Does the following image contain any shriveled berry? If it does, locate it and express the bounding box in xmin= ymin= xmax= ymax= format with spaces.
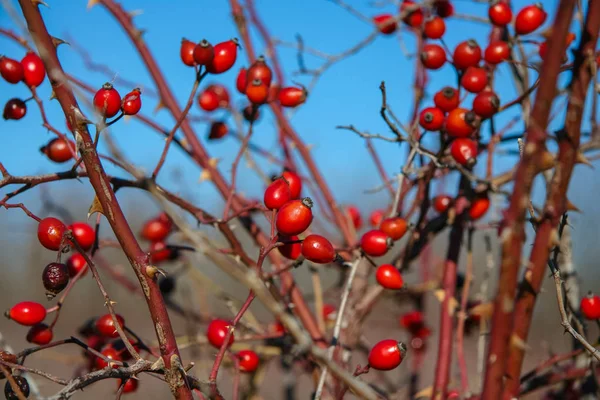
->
xmin=6 ymin=301 xmax=46 ymax=326
xmin=159 ymin=276 xmax=176 ymax=295
xmin=276 ymin=198 xmax=313 ymax=236
xmin=360 ymin=230 xmax=392 ymax=257
xmin=3 ymin=98 xmax=27 ymax=120
xmin=95 ymin=314 xmax=125 ymax=338
xmin=242 ymin=105 xmax=260 ymax=122
xmin=434 ymin=0 xmax=454 ymax=18
xmin=42 ymin=262 xmax=69 ymax=298
xmin=4 ymin=376 xmax=30 ymax=400
xmin=26 ymin=323 xmax=53 ymax=345
xmin=40 ymin=138 xmax=76 ymax=163
xmin=0 ymin=56 xmax=24 ymax=84
xmin=301 ymin=234 xmax=336 ymax=264
xmin=264 ymin=178 xmax=292 ymax=210
xmin=376 ymin=264 xmax=404 ymax=289
xmin=237 ymin=349 xmax=260 ymax=372
xmin=380 ymin=217 xmax=408 ymax=240
xmin=368 ymin=340 xmax=407 ymax=370
xmin=207 ymin=319 xmax=234 ymax=348
xmin=37 ymin=217 xmax=66 ymax=251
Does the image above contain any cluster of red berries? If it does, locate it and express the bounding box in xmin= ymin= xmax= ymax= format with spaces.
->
xmin=140 ymin=212 xmax=177 ymax=264
xmin=372 ymin=0 xmax=454 ymax=36
xmin=205 ymin=319 xmax=260 ymax=372
xmin=401 ymin=310 xmax=432 ymax=352
xmin=433 ymin=192 xmax=491 ymax=220
xmin=1 ymin=52 xmax=46 ymax=121
xmin=93 ymin=83 xmax=142 ymax=118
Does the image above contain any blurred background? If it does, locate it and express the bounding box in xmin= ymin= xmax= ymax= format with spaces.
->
xmin=1 ymin=0 xmax=600 ymax=398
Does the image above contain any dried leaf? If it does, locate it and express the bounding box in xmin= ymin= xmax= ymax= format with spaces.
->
xmin=88 ymin=196 xmax=105 ymax=219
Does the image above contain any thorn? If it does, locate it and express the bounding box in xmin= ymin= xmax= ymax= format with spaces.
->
xmin=575 ymin=151 xmax=594 ymax=168
xmin=538 ymin=150 xmax=556 ymax=171
xmin=208 ymin=157 xmax=220 ymax=168
xmin=87 ymin=0 xmax=100 ymax=9
xmin=565 ymin=199 xmax=581 ymax=213
xmin=104 ymin=300 xmax=117 ymax=307
xmin=133 ymin=29 xmax=146 ymax=40
xmin=51 ymin=36 xmax=69 ymax=48
xmin=32 ymin=0 xmax=49 ymax=7
xmin=199 ymin=169 xmax=211 ymax=182
xmin=153 ymin=100 xmax=165 ymax=114
xmin=49 ymin=90 xmax=56 ymax=100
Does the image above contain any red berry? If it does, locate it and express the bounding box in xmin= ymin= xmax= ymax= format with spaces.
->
xmin=21 ymin=52 xmax=45 ymax=88
xmin=281 ymin=171 xmax=302 ymax=198
xmin=246 ymin=79 xmax=269 ymax=105
xmin=207 ymin=319 xmax=234 ymax=348
xmin=141 ymin=218 xmax=171 ymax=242
xmin=434 ymin=0 xmax=454 ymax=18
xmin=207 ymin=84 xmax=230 ymax=107
xmin=276 ymin=198 xmax=313 ymax=236
xmin=95 ymin=346 xmax=121 ymax=369
xmin=434 ymin=87 xmax=460 ymax=112
xmin=237 ymin=349 xmax=260 ymax=372
xmin=67 ymin=253 xmax=88 ymax=278
xmin=264 ymin=178 xmax=292 ymax=210
xmin=453 ymin=40 xmax=482 ymax=70
xmin=180 ymin=38 xmax=196 ymax=67
xmin=380 ymin=217 xmax=408 ymax=241
xmin=206 ymin=39 xmax=238 ymax=74
xmin=400 ymin=310 xmax=426 ymax=334
xmin=581 ymin=292 xmax=600 ymax=320
xmin=461 ymin=67 xmax=488 ymax=94
xmin=278 ymin=236 xmax=302 ymax=260
xmin=236 ymin=68 xmax=248 ymax=94
xmin=368 ymin=339 xmax=406 ymax=370
xmin=95 ymin=314 xmax=125 ymax=338
xmin=193 ymin=39 xmax=215 ymax=65
xmin=121 ymin=88 xmax=142 ymax=115
xmin=376 ymin=264 xmax=404 ymax=289
xmin=423 ymin=16 xmax=446 ymax=39
xmin=433 ymin=195 xmax=452 ymax=213
xmin=373 ymin=14 xmax=397 ymax=35
xmin=450 ymin=138 xmax=478 ymax=166
xmin=514 ymin=4 xmax=547 ymax=35
xmin=3 ymin=98 xmax=27 ymax=120
xmin=268 ymin=84 xmax=281 ymax=103
xmin=7 ymin=301 xmax=46 ymax=326
xmin=247 ymin=56 xmax=273 ymax=87
xmin=472 ymin=91 xmax=499 ymax=119
xmin=447 ymin=390 xmax=460 ymax=400
xmin=370 ymin=209 xmax=385 ymax=227
xmin=400 ymin=0 xmax=424 ymax=27
xmin=360 ymin=230 xmax=392 ymax=257
xmin=301 ymin=234 xmax=336 ymax=264
xmin=445 ymin=108 xmax=476 ymax=138
xmin=278 ymin=87 xmax=307 ymax=108
xmin=198 ymin=89 xmax=220 ymax=112
xmin=421 ymin=44 xmax=446 ymax=70
xmin=37 ymin=217 xmax=66 ymax=251
xmin=345 ymin=205 xmax=362 ymax=230
xmin=69 ymin=222 xmax=95 ymax=251
xmin=323 ymin=303 xmax=337 ymax=320
xmin=419 ymin=107 xmax=445 ymax=131
xmin=208 ymin=121 xmax=229 ymax=140
xmin=0 ymin=56 xmax=24 ymax=84
xmin=469 ymin=195 xmax=490 ymax=219
xmin=120 ymin=378 xmax=139 ymax=393
xmin=26 ymin=323 xmax=53 ymax=345
xmin=488 ymin=1 xmax=512 ymax=26
xmin=40 ymin=138 xmax=76 ymax=163
xmin=93 ymin=83 xmax=121 ymax=118
xmin=484 ymin=41 xmax=510 ymax=65
xmin=149 ymin=241 xmax=174 ymax=264
xmin=42 ymin=262 xmax=69 ymax=297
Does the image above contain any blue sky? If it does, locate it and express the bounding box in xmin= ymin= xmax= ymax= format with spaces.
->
xmin=1 ymin=0 xmax=597 ymax=233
